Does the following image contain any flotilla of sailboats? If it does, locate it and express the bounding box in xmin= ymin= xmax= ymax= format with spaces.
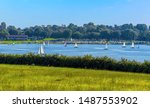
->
xmin=36 ymin=40 xmax=140 ymax=55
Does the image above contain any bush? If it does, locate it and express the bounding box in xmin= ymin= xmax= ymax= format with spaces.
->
xmin=0 ymin=54 xmax=149 ymax=74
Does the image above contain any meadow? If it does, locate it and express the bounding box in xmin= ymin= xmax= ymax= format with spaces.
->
xmin=0 ymin=64 xmax=150 ymax=91
xmin=0 ymin=38 xmax=54 ymax=44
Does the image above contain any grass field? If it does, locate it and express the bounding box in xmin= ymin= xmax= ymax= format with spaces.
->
xmin=0 ymin=38 xmax=54 ymax=44
xmin=0 ymin=64 xmax=150 ymax=91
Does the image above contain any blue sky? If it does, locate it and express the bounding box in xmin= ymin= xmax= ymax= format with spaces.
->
xmin=0 ymin=0 xmax=150 ymax=28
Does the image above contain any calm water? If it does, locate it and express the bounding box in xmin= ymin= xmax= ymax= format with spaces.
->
xmin=0 ymin=44 xmax=150 ymax=62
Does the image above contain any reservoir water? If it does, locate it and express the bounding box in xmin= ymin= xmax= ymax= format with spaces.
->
xmin=0 ymin=44 xmax=150 ymax=62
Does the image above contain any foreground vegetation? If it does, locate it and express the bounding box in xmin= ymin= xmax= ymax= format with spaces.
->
xmin=0 ymin=54 xmax=150 ymax=74
xmin=0 ymin=64 xmax=150 ymax=91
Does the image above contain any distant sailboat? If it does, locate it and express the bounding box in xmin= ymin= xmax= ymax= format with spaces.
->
xmin=104 ymin=43 xmax=108 ymax=50
xmin=131 ymin=42 xmax=135 ymax=48
xmin=64 ymin=42 xmax=67 ymax=47
xmin=74 ymin=43 xmax=78 ymax=48
xmin=38 ymin=45 xmax=45 ymax=55
xmin=43 ymin=42 xmax=46 ymax=46
xmin=122 ymin=42 xmax=126 ymax=48
xmin=71 ymin=38 xmax=73 ymax=42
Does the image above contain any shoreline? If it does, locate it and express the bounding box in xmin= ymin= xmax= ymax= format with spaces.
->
xmin=0 ymin=40 xmax=150 ymax=45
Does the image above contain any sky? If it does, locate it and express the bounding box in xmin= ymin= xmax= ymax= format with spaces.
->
xmin=0 ymin=0 xmax=150 ymax=28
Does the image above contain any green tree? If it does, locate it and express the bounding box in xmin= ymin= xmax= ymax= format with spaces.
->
xmin=63 ymin=29 xmax=72 ymax=39
xmin=121 ymin=29 xmax=138 ymax=40
xmin=111 ymin=30 xmax=121 ymax=41
xmin=136 ymin=24 xmax=148 ymax=31
xmin=100 ymin=29 xmax=111 ymax=40
xmin=0 ymin=29 xmax=9 ymax=39
xmin=7 ymin=26 xmax=19 ymax=35
xmin=72 ymin=31 xmax=83 ymax=39
xmin=1 ymin=22 xmax=6 ymax=30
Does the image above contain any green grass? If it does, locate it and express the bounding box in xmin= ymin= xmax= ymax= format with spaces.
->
xmin=0 ymin=40 xmax=32 ymax=44
xmin=0 ymin=64 xmax=150 ymax=91
xmin=0 ymin=38 xmax=55 ymax=44
xmin=43 ymin=38 xmax=55 ymax=41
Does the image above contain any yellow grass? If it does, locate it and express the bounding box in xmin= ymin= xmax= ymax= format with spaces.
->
xmin=0 ymin=64 xmax=150 ymax=91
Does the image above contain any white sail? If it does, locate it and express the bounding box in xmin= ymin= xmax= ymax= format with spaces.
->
xmin=64 ymin=42 xmax=67 ymax=47
xmin=38 ymin=45 xmax=45 ymax=55
xmin=74 ymin=43 xmax=78 ymax=48
xmin=131 ymin=42 xmax=135 ymax=48
xmin=122 ymin=42 xmax=126 ymax=48
xmin=41 ymin=45 xmax=45 ymax=54
xmin=104 ymin=43 xmax=108 ymax=50
xmin=43 ymin=42 xmax=46 ymax=46
xmin=38 ymin=47 xmax=41 ymax=55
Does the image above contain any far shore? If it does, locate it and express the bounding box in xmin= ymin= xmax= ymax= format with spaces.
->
xmin=0 ymin=40 xmax=150 ymax=45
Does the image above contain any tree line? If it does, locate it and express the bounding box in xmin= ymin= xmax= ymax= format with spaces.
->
xmin=0 ymin=22 xmax=150 ymax=41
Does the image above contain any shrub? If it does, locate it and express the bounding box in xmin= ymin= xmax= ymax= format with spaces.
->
xmin=0 ymin=54 xmax=149 ymax=74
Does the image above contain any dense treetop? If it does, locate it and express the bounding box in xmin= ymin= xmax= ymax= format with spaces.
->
xmin=0 ymin=22 xmax=150 ymax=41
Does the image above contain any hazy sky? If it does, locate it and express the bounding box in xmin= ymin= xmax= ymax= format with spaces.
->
xmin=0 ymin=0 xmax=150 ymax=28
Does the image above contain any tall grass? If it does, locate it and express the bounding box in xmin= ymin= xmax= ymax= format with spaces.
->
xmin=0 ymin=64 xmax=150 ymax=91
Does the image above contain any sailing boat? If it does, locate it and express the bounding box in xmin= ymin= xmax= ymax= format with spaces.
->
xmin=38 ymin=45 xmax=45 ymax=55
xmin=43 ymin=41 xmax=46 ymax=46
xmin=122 ymin=42 xmax=126 ymax=48
xmin=74 ymin=43 xmax=78 ymax=48
xmin=104 ymin=43 xmax=108 ymax=50
xmin=64 ymin=41 xmax=67 ymax=47
xmin=131 ymin=41 xmax=135 ymax=48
